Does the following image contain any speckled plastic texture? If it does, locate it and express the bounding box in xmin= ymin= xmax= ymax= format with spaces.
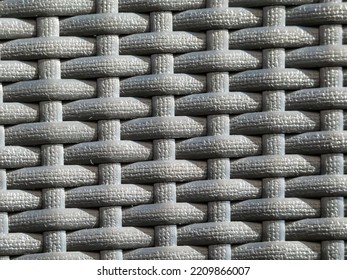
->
xmin=0 ymin=0 xmax=346 ymax=260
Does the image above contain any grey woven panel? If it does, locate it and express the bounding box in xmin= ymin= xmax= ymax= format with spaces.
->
xmin=0 ymin=0 xmax=346 ymax=260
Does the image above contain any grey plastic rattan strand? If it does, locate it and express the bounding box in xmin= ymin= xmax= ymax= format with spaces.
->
xmin=0 ymin=0 xmax=346 ymax=260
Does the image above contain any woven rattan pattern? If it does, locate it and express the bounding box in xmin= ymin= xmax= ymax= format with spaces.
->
xmin=0 ymin=0 xmax=347 ymax=260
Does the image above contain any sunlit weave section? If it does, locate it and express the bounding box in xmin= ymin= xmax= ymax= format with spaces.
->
xmin=0 ymin=0 xmax=346 ymax=260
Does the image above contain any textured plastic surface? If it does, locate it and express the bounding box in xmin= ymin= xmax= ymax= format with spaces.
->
xmin=0 ymin=0 xmax=346 ymax=260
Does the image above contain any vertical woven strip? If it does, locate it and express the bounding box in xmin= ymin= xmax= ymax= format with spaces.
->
xmin=0 ymin=0 xmax=347 ymax=260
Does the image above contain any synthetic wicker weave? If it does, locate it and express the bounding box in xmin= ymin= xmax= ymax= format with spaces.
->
xmin=0 ymin=0 xmax=346 ymax=260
